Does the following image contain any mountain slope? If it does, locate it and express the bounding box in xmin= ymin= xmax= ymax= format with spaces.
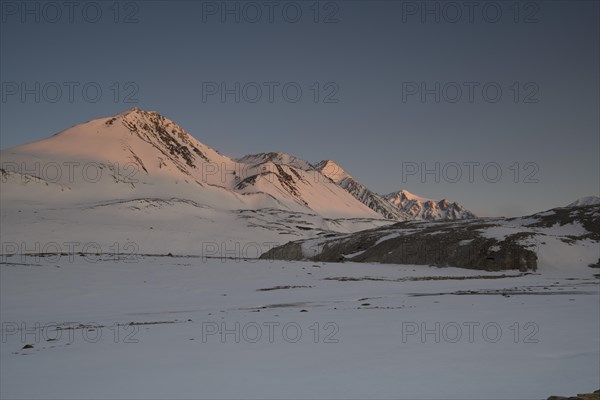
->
xmin=233 ymin=153 xmax=378 ymax=217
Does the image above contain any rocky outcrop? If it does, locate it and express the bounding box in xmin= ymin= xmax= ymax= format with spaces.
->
xmin=261 ymin=220 xmax=538 ymax=271
xmin=260 ymin=203 xmax=600 ymax=271
xmin=547 ymin=389 xmax=600 ymax=400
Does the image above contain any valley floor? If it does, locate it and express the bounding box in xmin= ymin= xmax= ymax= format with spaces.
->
xmin=1 ymin=256 xmax=598 ymax=399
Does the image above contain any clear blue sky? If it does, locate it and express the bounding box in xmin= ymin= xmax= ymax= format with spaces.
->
xmin=1 ymin=0 xmax=598 ymax=217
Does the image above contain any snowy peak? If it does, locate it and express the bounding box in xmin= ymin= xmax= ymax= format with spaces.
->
xmin=385 ymin=189 xmax=432 ymax=204
xmin=383 ymin=190 xmax=475 ymax=221
xmin=115 ymin=108 xmax=220 ymax=172
xmin=315 ymin=160 xmax=408 ymax=221
xmin=5 ymin=107 xmax=229 ymax=173
xmin=567 ymin=196 xmax=600 ymax=207
xmin=1 ymin=108 xmax=246 ymax=209
xmin=0 ymin=109 xmax=380 ymax=218
xmin=231 ymin=154 xmax=379 ymax=218
xmin=316 ymin=161 xmax=476 ymax=221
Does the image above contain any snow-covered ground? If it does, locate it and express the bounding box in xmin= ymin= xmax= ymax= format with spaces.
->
xmin=1 ymin=256 xmax=598 ymax=399
xmin=0 ymin=199 xmax=391 ymax=257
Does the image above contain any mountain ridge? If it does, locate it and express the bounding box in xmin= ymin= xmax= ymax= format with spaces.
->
xmin=0 ymin=109 xmax=377 ymax=218
xmin=316 ymin=159 xmax=476 ymax=221
xmin=2 ymin=108 xmax=475 ymax=221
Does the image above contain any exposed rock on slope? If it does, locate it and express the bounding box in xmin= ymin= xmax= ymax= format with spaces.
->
xmin=261 ymin=203 xmax=600 ymax=272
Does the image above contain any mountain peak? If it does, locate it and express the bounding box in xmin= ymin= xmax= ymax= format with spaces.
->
xmin=383 ymin=190 xmax=475 ymax=220
xmin=118 ymin=107 xmax=167 ymax=123
xmin=314 ymin=162 xmax=476 ymax=221
xmin=117 ymin=107 xmax=159 ymax=119
xmin=567 ymin=196 xmax=600 ymax=207
xmin=387 ymin=189 xmax=432 ymax=203
xmin=111 ymin=108 xmax=202 ymax=149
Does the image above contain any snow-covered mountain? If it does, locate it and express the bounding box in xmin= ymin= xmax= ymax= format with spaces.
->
xmin=316 ymin=159 xmax=476 ymax=221
xmin=315 ymin=160 xmax=410 ymax=221
xmin=1 ymin=109 xmax=396 ymax=255
xmin=2 ymin=108 xmax=475 ymax=223
xmin=568 ymin=196 xmax=600 ymax=207
xmin=0 ymin=108 xmax=378 ymax=219
xmin=0 ymin=108 xmax=482 ymax=255
xmin=383 ymin=189 xmax=476 ymax=220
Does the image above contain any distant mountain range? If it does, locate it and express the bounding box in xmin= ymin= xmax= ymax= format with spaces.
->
xmin=2 ymin=108 xmax=597 ymax=269
xmin=0 ymin=108 xmax=474 ymax=221
xmin=315 ymin=159 xmax=476 ymax=221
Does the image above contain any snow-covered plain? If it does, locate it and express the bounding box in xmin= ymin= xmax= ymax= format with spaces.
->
xmin=1 ymin=256 xmax=598 ymax=399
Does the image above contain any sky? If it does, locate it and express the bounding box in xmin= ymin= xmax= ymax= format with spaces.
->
xmin=1 ymin=0 xmax=598 ymax=217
